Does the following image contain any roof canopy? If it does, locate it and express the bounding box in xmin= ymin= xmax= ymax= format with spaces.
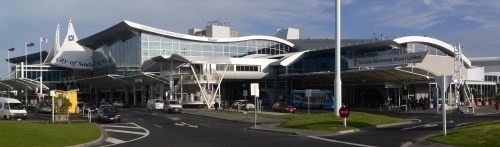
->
xmin=142 ymin=54 xmax=231 ymax=72
xmin=0 ymin=78 xmax=49 ymax=91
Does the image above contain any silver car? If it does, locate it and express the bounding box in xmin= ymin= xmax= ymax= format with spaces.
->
xmin=163 ymin=100 xmax=183 ymax=113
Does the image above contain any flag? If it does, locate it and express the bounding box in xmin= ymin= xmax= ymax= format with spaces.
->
xmin=26 ymin=42 xmax=34 ymax=47
xmin=8 ymin=48 xmax=14 ymax=51
xmin=40 ymin=37 xmax=48 ymax=43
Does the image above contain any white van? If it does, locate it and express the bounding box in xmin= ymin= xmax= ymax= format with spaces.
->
xmin=0 ymin=97 xmax=27 ymax=120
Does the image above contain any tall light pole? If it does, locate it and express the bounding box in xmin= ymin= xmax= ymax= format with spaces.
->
xmin=334 ymin=0 xmax=342 ymax=116
xmin=39 ymin=36 xmax=47 ymax=97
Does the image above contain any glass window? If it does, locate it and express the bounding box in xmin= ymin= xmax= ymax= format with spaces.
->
xmin=213 ymin=45 xmax=223 ymax=53
xmin=191 ymin=43 xmax=202 ymax=51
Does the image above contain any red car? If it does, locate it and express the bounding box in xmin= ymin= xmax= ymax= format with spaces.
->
xmin=272 ymin=102 xmax=296 ymax=113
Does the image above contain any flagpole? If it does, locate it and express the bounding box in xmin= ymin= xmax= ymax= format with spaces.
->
xmin=7 ymin=48 xmax=10 ymax=73
xmin=39 ymin=36 xmax=43 ymax=96
xmin=25 ymin=41 xmax=27 ymax=78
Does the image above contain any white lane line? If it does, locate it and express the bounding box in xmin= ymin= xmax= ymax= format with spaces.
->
xmin=199 ymin=123 xmax=209 ymax=127
xmin=138 ymin=118 xmax=143 ymax=121
xmin=154 ymin=124 xmax=162 ymax=128
xmin=308 ymin=136 xmax=377 ymax=147
xmin=105 ymin=129 xmax=148 ymax=135
xmin=174 ymin=122 xmax=198 ymax=128
xmin=401 ymin=123 xmax=438 ymax=131
xmin=106 ymin=137 xmax=125 ymax=144
xmin=100 ymin=125 xmax=141 ymax=129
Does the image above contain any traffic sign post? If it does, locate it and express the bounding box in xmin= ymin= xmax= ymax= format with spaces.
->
xmin=306 ymin=89 xmax=312 ymax=115
xmin=339 ymin=105 xmax=350 ymax=128
xmin=50 ymin=90 xmax=55 ymax=123
xmin=250 ymin=83 xmax=259 ymax=128
xmin=435 ymin=75 xmax=453 ymax=136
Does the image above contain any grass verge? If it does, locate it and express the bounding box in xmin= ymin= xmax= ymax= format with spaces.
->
xmin=210 ymin=110 xmax=406 ymax=132
xmin=427 ymin=120 xmax=500 ymax=146
xmin=0 ymin=121 xmax=100 ymax=147
xmin=261 ymin=111 xmax=406 ymax=131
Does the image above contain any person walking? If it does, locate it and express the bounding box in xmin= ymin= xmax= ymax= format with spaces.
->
xmin=214 ymin=101 xmax=219 ymax=110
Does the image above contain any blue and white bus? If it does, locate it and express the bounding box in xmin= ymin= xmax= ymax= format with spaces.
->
xmin=291 ymin=89 xmax=335 ymax=110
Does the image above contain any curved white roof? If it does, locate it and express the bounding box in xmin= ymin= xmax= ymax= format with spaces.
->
xmin=393 ymin=36 xmax=471 ymax=67
xmin=124 ymin=20 xmax=295 ymax=47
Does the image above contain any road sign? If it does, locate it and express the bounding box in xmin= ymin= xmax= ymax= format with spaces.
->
xmin=339 ymin=106 xmax=350 ymax=118
xmin=250 ymin=83 xmax=259 ymax=97
xmin=306 ymin=89 xmax=312 ymax=97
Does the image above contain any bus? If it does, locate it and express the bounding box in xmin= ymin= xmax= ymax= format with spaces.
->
xmin=291 ymin=89 xmax=335 ymax=110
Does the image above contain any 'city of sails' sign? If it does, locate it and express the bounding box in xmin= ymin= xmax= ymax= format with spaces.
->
xmin=348 ymin=52 xmax=428 ymax=68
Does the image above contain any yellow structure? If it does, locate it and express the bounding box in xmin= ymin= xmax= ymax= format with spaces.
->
xmin=55 ymin=90 xmax=78 ymax=114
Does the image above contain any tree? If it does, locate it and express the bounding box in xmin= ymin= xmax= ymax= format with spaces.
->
xmin=54 ymin=95 xmax=72 ymax=115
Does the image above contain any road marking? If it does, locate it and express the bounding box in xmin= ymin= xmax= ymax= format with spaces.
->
xmin=199 ymin=123 xmax=209 ymax=127
xmin=401 ymin=123 xmax=437 ymax=131
xmin=169 ymin=117 xmax=181 ymax=121
xmin=101 ymin=122 xmax=150 ymax=147
xmin=105 ymin=129 xmax=148 ymax=135
xmin=154 ymin=124 xmax=162 ymax=128
xmin=174 ymin=122 xmax=198 ymax=128
xmin=308 ymin=136 xmax=376 ymax=147
xmin=409 ymin=119 xmax=421 ymax=123
xmin=138 ymin=118 xmax=143 ymax=121
xmin=100 ymin=125 xmax=142 ymax=129
xmin=106 ymin=137 xmax=125 ymax=144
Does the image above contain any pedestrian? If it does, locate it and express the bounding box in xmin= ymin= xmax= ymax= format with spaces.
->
xmin=214 ymin=101 xmax=219 ymax=110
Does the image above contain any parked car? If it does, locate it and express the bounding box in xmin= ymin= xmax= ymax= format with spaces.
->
xmin=97 ymin=105 xmax=121 ymax=123
xmin=154 ymin=99 xmax=164 ymax=110
xmin=163 ymin=100 xmax=183 ymax=113
xmin=146 ymin=99 xmax=164 ymax=110
xmin=232 ymin=99 xmax=255 ymax=110
xmin=272 ymin=102 xmax=296 ymax=113
xmin=0 ymin=97 xmax=27 ymax=120
xmin=83 ymin=103 xmax=97 ymax=113
xmin=113 ymin=100 xmax=124 ymax=108
xmin=35 ymin=102 xmax=52 ymax=113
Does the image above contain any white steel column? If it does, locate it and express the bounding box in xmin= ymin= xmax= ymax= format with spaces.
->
xmin=209 ymin=64 xmax=228 ymax=105
xmin=334 ymin=0 xmax=342 ymax=116
xmin=190 ymin=64 xmax=210 ymax=108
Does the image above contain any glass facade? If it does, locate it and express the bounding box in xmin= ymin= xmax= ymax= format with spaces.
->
xmin=93 ymin=36 xmax=142 ymax=76
xmin=91 ymin=32 xmax=296 ymax=77
xmin=140 ymin=33 xmax=297 ymax=63
xmin=288 ymin=53 xmax=348 ymax=74
xmin=15 ymin=65 xmax=72 ymax=82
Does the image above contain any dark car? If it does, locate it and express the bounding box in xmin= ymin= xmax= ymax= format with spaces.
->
xmin=272 ymin=102 xmax=296 ymax=113
xmin=97 ymin=105 xmax=121 ymax=123
xmin=83 ymin=103 xmax=97 ymax=113
xmin=35 ymin=102 xmax=52 ymax=113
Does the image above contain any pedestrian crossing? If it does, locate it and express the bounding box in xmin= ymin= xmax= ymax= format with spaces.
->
xmin=100 ymin=122 xmax=149 ymax=147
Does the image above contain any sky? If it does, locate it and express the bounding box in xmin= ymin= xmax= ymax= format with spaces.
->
xmin=1 ymin=0 xmax=499 ymax=76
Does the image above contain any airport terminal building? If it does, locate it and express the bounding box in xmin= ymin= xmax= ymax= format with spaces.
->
xmin=4 ymin=19 xmax=498 ymax=110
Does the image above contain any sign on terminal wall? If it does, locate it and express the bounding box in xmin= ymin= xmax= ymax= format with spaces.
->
xmin=348 ymin=52 xmax=428 ymax=68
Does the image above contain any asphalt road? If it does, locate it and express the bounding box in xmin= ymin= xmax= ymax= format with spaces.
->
xmin=25 ymin=107 xmax=500 ymax=147
xmin=94 ymin=109 xmax=348 ymax=147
